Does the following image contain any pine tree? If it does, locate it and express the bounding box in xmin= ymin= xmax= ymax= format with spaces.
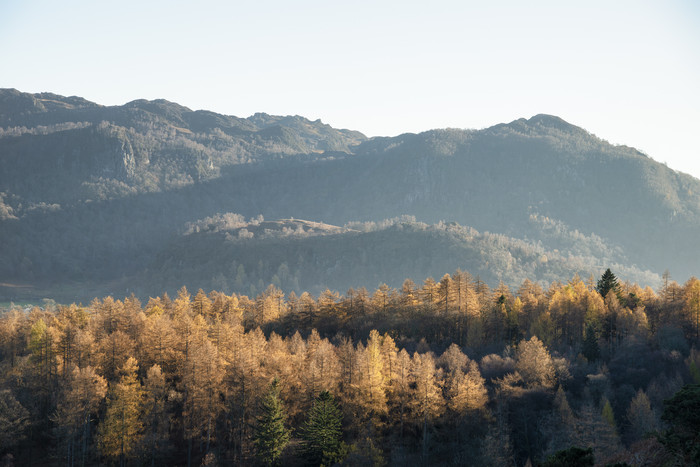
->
xmin=253 ymin=379 xmax=290 ymax=466
xmin=300 ymin=390 xmax=344 ymax=466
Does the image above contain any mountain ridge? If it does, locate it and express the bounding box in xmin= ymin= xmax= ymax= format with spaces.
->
xmin=1 ymin=89 xmax=697 ymax=301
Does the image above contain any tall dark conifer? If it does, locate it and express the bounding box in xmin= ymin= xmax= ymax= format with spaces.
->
xmin=301 ymin=390 xmax=344 ymax=466
xmin=596 ymin=268 xmax=620 ymax=299
xmin=582 ymin=323 xmax=600 ymax=362
xmin=253 ymin=379 xmax=290 ymax=466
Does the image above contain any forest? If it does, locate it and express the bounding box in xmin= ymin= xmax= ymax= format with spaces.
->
xmin=1 ymin=269 xmax=700 ymax=466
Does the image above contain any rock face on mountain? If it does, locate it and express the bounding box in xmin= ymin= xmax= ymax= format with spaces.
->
xmin=1 ymin=89 xmax=697 ymax=300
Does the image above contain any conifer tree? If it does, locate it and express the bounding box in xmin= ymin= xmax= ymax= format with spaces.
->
xmin=597 ymin=268 xmax=620 ymax=299
xmin=97 ymin=357 xmax=143 ymax=467
xmin=253 ymin=379 xmax=290 ymax=466
xmin=53 ymin=366 xmax=107 ymax=466
xmin=582 ymin=323 xmax=600 ymax=362
xmin=301 ymin=390 xmax=344 ymax=466
xmin=626 ymin=389 xmax=657 ymax=442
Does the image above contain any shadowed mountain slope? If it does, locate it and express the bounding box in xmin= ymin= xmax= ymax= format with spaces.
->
xmin=1 ymin=89 xmax=697 ymax=300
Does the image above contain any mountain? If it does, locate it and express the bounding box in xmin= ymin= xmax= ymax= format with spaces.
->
xmin=1 ymin=89 xmax=698 ymax=301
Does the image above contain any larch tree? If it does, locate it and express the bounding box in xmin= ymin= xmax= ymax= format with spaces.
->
xmin=228 ymin=327 xmax=268 ymax=461
xmin=371 ymin=284 xmax=392 ymax=315
xmin=53 ymin=365 xmax=107 ymax=467
xmin=410 ymin=351 xmax=444 ymax=461
xmin=0 ymin=308 xmax=27 ymax=368
xmin=400 ymin=278 xmax=419 ymax=310
xmin=181 ymin=335 xmax=224 ymax=463
xmin=575 ymin=400 xmax=621 ymax=462
xmin=98 ymin=357 xmax=143 ymax=467
xmin=354 ymin=330 xmax=388 ymax=419
xmin=304 ymin=332 xmax=341 ymax=403
xmin=142 ymin=364 xmax=171 ymax=467
xmin=421 ymin=277 xmax=438 ymax=312
xmin=139 ymin=312 xmax=177 ymax=376
xmin=192 ymin=289 xmax=213 ymax=319
xmin=97 ymin=329 xmax=136 ymax=382
xmin=0 ymin=389 xmax=29 ymax=458
xmin=626 ymin=389 xmax=658 ymax=442
xmin=515 ymin=336 xmax=556 ymax=388
xmin=542 ymin=386 xmax=577 ymax=458
xmin=389 ymin=348 xmax=412 ymax=438
xmin=683 ymin=277 xmax=700 ymax=342
xmin=448 ymin=360 xmax=488 ymax=415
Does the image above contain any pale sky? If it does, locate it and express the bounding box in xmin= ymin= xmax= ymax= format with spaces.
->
xmin=2 ymin=0 xmax=699 ymax=178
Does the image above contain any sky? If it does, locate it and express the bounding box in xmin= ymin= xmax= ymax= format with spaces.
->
xmin=2 ymin=0 xmax=700 ymax=178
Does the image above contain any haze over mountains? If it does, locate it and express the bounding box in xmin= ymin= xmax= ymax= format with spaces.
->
xmin=1 ymin=88 xmax=698 ymax=301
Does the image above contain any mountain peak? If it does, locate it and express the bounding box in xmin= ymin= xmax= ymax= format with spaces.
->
xmin=527 ymin=114 xmax=572 ymax=129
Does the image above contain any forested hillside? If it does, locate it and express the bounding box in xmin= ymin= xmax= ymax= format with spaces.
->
xmin=1 ymin=270 xmax=699 ymax=465
xmin=141 ymin=215 xmax=658 ymax=299
xmin=2 ymin=89 xmax=699 ymax=301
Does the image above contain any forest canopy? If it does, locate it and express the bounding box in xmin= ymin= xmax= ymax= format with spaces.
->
xmin=1 ymin=270 xmax=700 ymax=465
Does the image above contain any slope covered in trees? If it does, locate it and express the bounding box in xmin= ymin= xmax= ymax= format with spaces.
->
xmin=3 ymin=89 xmax=699 ymax=301
xmin=142 ymin=215 xmax=658 ymax=300
xmin=2 ymin=270 xmax=700 ymax=465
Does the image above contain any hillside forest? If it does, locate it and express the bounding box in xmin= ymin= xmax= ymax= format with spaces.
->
xmin=1 ymin=269 xmax=700 ymax=466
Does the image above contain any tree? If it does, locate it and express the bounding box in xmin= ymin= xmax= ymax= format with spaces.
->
xmin=574 ymin=401 xmax=621 ymax=461
xmin=441 ymin=345 xmax=487 ymax=414
xmin=52 ymin=366 xmax=107 ymax=467
xmin=253 ymin=379 xmax=290 ymax=466
xmin=300 ymin=390 xmax=344 ymax=466
xmin=97 ymin=357 xmax=143 ymax=467
xmin=626 ymin=389 xmax=657 ymax=442
xmin=192 ymin=288 xmax=212 ymax=319
xmin=683 ymin=277 xmax=700 ymax=342
xmin=410 ymin=352 xmax=444 ymax=461
xmin=515 ymin=336 xmax=555 ymax=388
xmin=142 ymin=364 xmax=171 ymax=466
xmin=581 ymin=323 xmax=600 ymax=363
xmin=352 ymin=330 xmax=388 ymax=419
xmin=601 ymin=397 xmax=617 ymax=431
xmin=541 ymin=446 xmax=594 ymax=467
xmin=660 ymin=384 xmax=700 ymax=465
xmin=543 ymin=387 xmax=577 ymax=457
xmin=597 ymin=268 xmax=620 ymax=300
xmin=0 ymin=390 xmax=29 ymax=456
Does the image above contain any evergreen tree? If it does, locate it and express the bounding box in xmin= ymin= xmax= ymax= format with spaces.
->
xmin=253 ymin=379 xmax=290 ymax=466
xmin=660 ymin=384 xmax=700 ymax=465
xmin=581 ymin=323 xmax=600 ymax=362
xmin=597 ymin=268 xmax=620 ymax=299
xmin=541 ymin=446 xmax=594 ymax=467
xmin=300 ymin=390 xmax=344 ymax=466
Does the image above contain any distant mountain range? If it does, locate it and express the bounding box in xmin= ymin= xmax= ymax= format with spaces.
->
xmin=1 ymin=89 xmax=697 ymax=301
